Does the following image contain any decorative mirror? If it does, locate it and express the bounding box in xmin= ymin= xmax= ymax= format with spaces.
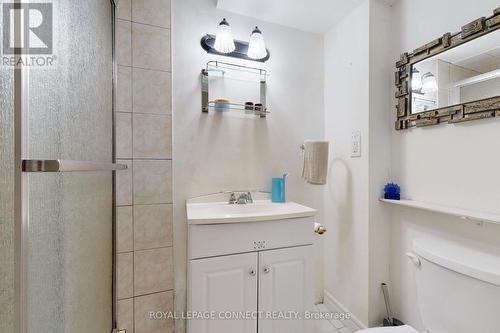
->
xmin=394 ymin=8 xmax=500 ymax=130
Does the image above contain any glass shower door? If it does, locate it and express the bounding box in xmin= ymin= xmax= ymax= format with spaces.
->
xmin=19 ymin=1 xmax=120 ymax=332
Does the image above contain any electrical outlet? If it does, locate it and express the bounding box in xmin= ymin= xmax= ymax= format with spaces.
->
xmin=351 ymin=131 xmax=361 ymax=157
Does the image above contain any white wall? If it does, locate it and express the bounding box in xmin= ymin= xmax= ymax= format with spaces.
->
xmin=173 ymin=1 xmax=500 ymax=331
xmin=390 ymin=0 xmax=500 ymax=330
xmin=324 ymin=0 xmax=395 ymax=327
xmin=172 ymin=1 xmax=325 ymax=332
xmin=323 ymin=0 xmax=370 ymax=325
xmin=367 ymin=0 xmax=393 ymax=326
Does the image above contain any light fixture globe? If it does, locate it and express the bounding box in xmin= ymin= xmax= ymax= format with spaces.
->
xmin=412 ymin=68 xmax=423 ymax=91
xmin=247 ymin=26 xmax=267 ymax=60
xmin=421 ymin=72 xmax=438 ymax=93
xmin=214 ymin=18 xmax=236 ymax=54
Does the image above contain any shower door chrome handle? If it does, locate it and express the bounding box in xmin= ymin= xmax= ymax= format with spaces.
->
xmin=22 ymin=159 xmax=128 ymax=172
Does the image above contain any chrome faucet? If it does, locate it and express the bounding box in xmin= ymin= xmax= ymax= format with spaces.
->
xmin=228 ymin=191 xmax=253 ymax=204
xmin=237 ymin=192 xmax=253 ymax=204
xmin=228 ymin=192 xmax=237 ymax=204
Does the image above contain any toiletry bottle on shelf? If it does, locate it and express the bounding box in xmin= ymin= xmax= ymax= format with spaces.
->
xmin=272 ymin=173 xmax=288 ymax=203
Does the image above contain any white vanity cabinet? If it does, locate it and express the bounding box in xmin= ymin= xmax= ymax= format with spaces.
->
xmin=189 ymin=253 xmax=258 ymax=333
xmin=187 ymin=216 xmax=315 ymax=333
xmin=258 ymin=246 xmax=313 ymax=333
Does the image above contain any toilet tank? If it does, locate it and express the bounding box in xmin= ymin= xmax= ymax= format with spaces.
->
xmin=410 ymin=238 xmax=500 ymax=333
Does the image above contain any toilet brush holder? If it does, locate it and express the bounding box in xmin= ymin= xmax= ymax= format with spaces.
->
xmin=381 ymin=283 xmax=404 ymax=327
xmin=383 ymin=318 xmax=405 ymax=327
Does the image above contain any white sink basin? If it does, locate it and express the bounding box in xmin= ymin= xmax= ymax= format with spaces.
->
xmin=186 ymin=193 xmax=317 ymax=225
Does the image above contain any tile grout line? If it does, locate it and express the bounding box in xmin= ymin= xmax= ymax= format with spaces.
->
xmin=128 ymin=112 xmax=173 ymax=117
xmin=131 ymin=20 xmax=171 ymax=30
xmin=134 ymin=245 xmax=174 ymax=253
xmin=134 ymin=289 xmax=174 ymax=299
xmin=116 ymin=16 xmax=172 ymax=31
xmin=130 ymin=202 xmax=173 ymax=207
xmin=119 ymin=64 xmax=172 ymax=73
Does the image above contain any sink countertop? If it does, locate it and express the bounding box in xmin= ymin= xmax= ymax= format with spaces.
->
xmin=186 ymin=193 xmax=317 ymax=225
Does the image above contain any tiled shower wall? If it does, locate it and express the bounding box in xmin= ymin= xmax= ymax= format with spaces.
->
xmin=115 ymin=0 xmax=173 ymax=332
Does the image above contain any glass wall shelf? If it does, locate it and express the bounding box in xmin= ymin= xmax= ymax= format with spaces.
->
xmin=204 ymin=61 xmax=268 ymax=81
xmin=201 ymin=61 xmax=268 ymax=117
xmin=206 ymin=101 xmax=270 ymax=117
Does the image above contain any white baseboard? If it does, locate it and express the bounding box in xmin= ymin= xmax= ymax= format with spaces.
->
xmin=323 ymin=290 xmax=367 ymax=331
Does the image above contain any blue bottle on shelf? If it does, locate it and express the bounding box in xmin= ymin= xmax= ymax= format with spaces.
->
xmin=384 ymin=182 xmax=401 ymax=200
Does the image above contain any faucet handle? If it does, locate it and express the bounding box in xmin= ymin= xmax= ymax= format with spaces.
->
xmin=236 ymin=192 xmax=248 ymax=204
xmin=228 ymin=192 xmax=237 ymax=204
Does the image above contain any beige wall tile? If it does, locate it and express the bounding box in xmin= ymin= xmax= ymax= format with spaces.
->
xmin=134 ymin=291 xmax=174 ymax=333
xmin=116 ymin=160 xmax=133 ymax=206
xmin=117 ymin=298 xmax=134 ymax=333
xmin=133 ymin=68 xmax=171 ymax=115
xmin=116 ymin=112 xmax=132 ymax=159
xmin=134 ymin=204 xmax=173 ymax=250
xmin=117 ymin=206 xmax=133 ymax=253
xmin=132 ymin=23 xmax=171 ymax=71
xmin=117 ymin=66 xmax=132 ymax=112
xmin=117 ymin=19 xmax=132 ymax=66
xmin=134 ymin=247 xmax=173 ymax=296
xmin=115 ymin=1 xmax=173 ymax=330
xmin=132 ymin=0 xmax=171 ymax=28
xmin=133 ymin=114 xmax=172 ymax=159
xmin=133 ymin=160 xmax=172 ymax=204
xmin=117 ymin=252 xmax=134 ymax=300
xmin=116 ymin=0 xmax=131 ymax=21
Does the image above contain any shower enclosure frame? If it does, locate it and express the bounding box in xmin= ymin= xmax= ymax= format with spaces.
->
xmin=12 ymin=1 xmax=120 ymax=332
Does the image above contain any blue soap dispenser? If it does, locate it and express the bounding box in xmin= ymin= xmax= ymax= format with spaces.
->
xmin=272 ymin=173 xmax=288 ymax=203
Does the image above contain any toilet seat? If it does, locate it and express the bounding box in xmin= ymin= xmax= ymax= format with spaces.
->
xmin=356 ymin=325 xmax=419 ymax=333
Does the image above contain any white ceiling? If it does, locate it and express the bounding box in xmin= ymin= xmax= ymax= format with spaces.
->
xmin=216 ymin=0 xmax=367 ymax=34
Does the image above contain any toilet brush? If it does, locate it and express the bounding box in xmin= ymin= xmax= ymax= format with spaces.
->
xmin=381 ymin=283 xmax=404 ymax=326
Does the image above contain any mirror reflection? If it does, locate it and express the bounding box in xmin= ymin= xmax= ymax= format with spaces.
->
xmin=411 ymin=29 xmax=500 ymax=113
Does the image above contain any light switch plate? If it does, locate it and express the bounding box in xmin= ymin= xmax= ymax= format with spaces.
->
xmin=351 ymin=131 xmax=361 ymax=157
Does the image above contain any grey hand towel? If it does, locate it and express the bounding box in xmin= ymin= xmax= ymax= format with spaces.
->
xmin=302 ymin=141 xmax=329 ymax=185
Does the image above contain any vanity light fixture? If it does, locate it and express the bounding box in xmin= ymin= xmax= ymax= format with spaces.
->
xmin=200 ymin=19 xmax=270 ymax=62
xmin=421 ymin=72 xmax=438 ymax=93
xmin=411 ymin=68 xmax=423 ymax=91
xmin=247 ymin=26 xmax=267 ymax=60
xmin=214 ymin=18 xmax=236 ymax=54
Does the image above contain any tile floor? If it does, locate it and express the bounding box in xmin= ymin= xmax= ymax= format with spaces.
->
xmin=313 ymin=303 xmax=356 ymax=333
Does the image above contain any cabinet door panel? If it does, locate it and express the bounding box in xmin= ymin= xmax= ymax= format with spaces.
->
xmin=188 ymin=253 xmax=258 ymax=333
xmin=259 ymin=246 xmax=314 ymax=333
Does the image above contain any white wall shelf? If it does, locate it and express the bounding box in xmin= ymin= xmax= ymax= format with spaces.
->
xmin=453 ymin=68 xmax=500 ymax=88
xmin=380 ymin=198 xmax=500 ymax=225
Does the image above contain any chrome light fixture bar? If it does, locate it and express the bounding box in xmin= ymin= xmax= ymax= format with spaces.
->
xmin=201 ymin=20 xmax=270 ymax=63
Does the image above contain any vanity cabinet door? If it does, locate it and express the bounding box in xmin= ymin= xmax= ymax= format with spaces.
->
xmin=188 ymin=253 xmax=258 ymax=333
xmin=258 ymin=246 xmax=314 ymax=333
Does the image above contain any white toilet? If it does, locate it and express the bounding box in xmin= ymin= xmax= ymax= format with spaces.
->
xmin=358 ymin=238 xmax=500 ymax=333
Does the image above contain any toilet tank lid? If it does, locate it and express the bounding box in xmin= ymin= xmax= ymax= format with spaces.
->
xmin=413 ymin=238 xmax=500 ymax=287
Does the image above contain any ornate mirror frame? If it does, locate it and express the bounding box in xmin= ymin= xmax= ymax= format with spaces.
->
xmin=394 ymin=8 xmax=500 ymax=130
